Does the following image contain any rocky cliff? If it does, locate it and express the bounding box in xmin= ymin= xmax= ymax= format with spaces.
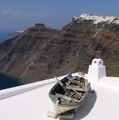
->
xmin=0 ymin=14 xmax=119 ymax=83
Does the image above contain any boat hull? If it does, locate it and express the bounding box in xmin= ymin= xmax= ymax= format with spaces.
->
xmin=49 ymin=74 xmax=91 ymax=116
xmin=52 ymin=101 xmax=81 ymax=115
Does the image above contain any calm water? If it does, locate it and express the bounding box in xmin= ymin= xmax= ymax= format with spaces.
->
xmin=0 ymin=73 xmax=23 ymax=90
xmin=0 ymin=32 xmax=16 ymax=43
xmin=0 ymin=32 xmax=23 ymax=90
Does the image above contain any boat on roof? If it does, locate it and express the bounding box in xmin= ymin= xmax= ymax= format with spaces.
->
xmin=48 ymin=74 xmax=91 ymax=118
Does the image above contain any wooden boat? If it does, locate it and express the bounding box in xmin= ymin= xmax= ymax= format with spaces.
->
xmin=48 ymin=74 xmax=91 ymax=118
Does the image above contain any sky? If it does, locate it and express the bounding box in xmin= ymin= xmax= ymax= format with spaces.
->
xmin=0 ymin=0 xmax=119 ymax=32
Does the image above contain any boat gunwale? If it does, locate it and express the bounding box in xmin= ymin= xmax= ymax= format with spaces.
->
xmin=49 ymin=75 xmax=90 ymax=107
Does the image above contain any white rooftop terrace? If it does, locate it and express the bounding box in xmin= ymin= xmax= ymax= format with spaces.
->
xmin=0 ymin=58 xmax=119 ymax=120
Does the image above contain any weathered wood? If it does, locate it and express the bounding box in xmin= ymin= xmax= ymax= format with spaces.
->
xmin=48 ymin=74 xmax=91 ymax=117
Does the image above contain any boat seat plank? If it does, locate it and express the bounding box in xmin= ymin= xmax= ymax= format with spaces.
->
xmin=55 ymin=93 xmax=79 ymax=103
xmin=55 ymin=93 xmax=73 ymax=101
xmin=66 ymin=86 xmax=86 ymax=92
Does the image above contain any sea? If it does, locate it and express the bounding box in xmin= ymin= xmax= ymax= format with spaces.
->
xmin=0 ymin=73 xmax=23 ymax=90
xmin=0 ymin=32 xmax=18 ymax=43
xmin=0 ymin=32 xmax=22 ymax=90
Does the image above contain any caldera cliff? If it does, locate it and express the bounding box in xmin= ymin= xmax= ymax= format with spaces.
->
xmin=0 ymin=14 xmax=119 ymax=83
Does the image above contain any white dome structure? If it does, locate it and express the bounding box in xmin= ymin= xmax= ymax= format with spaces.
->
xmin=92 ymin=58 xmax=104 ymax=66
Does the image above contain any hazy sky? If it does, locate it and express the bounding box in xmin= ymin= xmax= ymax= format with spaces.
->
xmin=0 ymin=0 xmax=119 ymax=31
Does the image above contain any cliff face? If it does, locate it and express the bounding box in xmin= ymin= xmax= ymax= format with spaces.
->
xmin=0 ymin=14 xmax=119 ymax=83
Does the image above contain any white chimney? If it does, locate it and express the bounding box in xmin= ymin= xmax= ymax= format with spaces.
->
xmin=87 ymin=58 xmax=106 ymax=83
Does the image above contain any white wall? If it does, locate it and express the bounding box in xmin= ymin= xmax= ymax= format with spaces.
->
xmin=0 ymin=78 xmax=56 ymax=100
